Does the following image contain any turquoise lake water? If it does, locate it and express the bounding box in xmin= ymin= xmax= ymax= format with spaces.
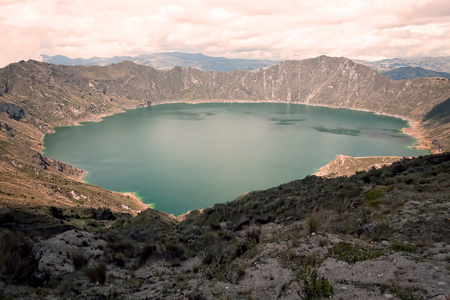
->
xmin=43 ymin=102 xmax=429 ymax=215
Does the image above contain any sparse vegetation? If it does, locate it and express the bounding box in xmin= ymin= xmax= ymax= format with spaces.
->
xmin=49 ymin=206 xmax=65 ymax=219
xmin=69 ymin=251 xmax=90 ymax=270
xmin=92 ymin=207 xmax=116 ymax=220
xmin=84 ymin=262 xmax=107 ymax=284
xmin=307 ymin=213 xmax=321 ymax=234
xmin=330 ymin=242 xmax=385 ymax=263
xmin=0 ymin=153 xmax=447 ymax=298
xmin=0 ymin=231 xmax=38 ymax=284
xmin=388 ymin=280 xmax=428 ymax=300
xmin=364 ymin=188 xmax=384 ymax=207
xmin=300 ymin=267 xmax=334 ymax=300
xmin=391 ymin=241 xmax=417 ymax=253
xmin=370 ymin=221 xmax=394 ymax=242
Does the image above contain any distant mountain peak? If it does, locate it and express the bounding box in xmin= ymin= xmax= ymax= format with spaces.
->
xmin=40 ymin=52 xmax=279 ymax=72
xmin=380 ymin=66 xmax=450 ymax=80
xmin=356 ymin=56 xmax=450 ymax=74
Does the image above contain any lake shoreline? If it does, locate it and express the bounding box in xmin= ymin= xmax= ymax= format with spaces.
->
xmin=149 ymin=99 xmax=435 ymax=154
xmin=41 ymin=99 xmax=432 ymax=216
xmin=56 ymin=98 xmax=434 ymax=155
xmin=42 ymin=98 xmax=433 ymax=183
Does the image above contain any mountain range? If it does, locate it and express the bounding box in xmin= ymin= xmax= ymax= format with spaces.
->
xmin=5 ymin=56 xmax=450 ymax=150
xmin=356 ymin=56 xmax=450 ymax=73
xmin=41 ymin=52 xmax=278 ymax=72
xmin=0 ymin=55 xmax=449 ymax=299
xmin=42 ymin=52 xmax=450 ymax=80
xmin=380 ymin=66 xmax=450 ymax=80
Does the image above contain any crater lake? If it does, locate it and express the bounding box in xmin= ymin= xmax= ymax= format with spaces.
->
xmin=43 ymin=102 xmax=429 ymax=215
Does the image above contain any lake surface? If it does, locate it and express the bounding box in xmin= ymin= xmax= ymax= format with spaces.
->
xmin=43 ymin=102 xmax=428 ymax=215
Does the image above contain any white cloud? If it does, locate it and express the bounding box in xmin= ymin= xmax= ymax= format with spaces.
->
xmin=0 ymin=0 xmax=449 ymax=67
xmin=210 ymin=7 xmax=235 ymax=20
xmin=72 ymin=16 xmax=94 ymax=27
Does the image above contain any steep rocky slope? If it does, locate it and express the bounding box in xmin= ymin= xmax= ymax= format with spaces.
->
xmin=0 ymin=153 xmax=449 ymax=299
xmin=2 ymin=56 xmax=450 ymax=149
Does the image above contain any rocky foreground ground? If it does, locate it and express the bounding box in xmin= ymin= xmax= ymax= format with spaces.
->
xmin=0 ymin=153 xmax=449 ymax=299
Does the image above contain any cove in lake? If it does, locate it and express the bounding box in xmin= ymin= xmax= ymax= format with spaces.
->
xmin=43 ymin=103 xmax=428 ymax=216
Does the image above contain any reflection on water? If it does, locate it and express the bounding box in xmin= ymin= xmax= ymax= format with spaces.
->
xmin=270 ymin=117 xmax=306 ymax=125
xmin=313 ymin=127 xmax=361 ymax=136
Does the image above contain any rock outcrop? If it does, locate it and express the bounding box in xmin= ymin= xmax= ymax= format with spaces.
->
xmin=0 ymin=102 xmax=25 ymax=121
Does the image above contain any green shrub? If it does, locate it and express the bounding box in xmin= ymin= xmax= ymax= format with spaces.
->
xmin=202 ymin=253 xmax=214 ymax=265
xmin=300 ymin=267 xmax=334 ymax=300
xmin=187 ymin=289 xmax=207 ymax=300
xmin=245 ymin=227 xmax=261 ymax=244
xmin=228 ymin=262 xmax=247 ymax=284
xmin=84 ymin=262 xmax=107 ymax=284
xmin=335 ymin=216 xmax=359 ymax=235
xmin=390 ymin=241 xmax=417 ymax=253
xmin=389 ymin=280 xmax=427 ymax=300
xmin=137 ymin=243 xmax=157 ymax=266
xmin=233 ymin=241 xmax=251 ymax=259
xmin=364 ymin=188 xmax=384 ymax=207
xmin=104 ymin=238 xmax=135 ymax=267
xmin=370 ymin=222 xmax=394 ymax=241
xmin=161 ymin=242 xmax=186 ymax=261
xmin=92 ymin=207 xmax=116 ymax=220
xmin=0 ymin=231 xmax=39 ymax=284
xmin=69 ymin=251 xmax=90 ymax=270
xmin=307 ymin=213 xmax=321 ymax=234
xmin=49 ymin=206 xmax=65 ymax=219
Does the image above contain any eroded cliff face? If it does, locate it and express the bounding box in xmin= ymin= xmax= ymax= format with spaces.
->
xmin=1 ymin=56 xmax=449 ymax=148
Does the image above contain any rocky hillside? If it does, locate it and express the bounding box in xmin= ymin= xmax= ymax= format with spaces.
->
xmin=0 ymin=153 xmax=449 ymax=299
xmin=0 ymin=55 xmax=449 ymax=298
xmin=41 ymin=52 xmax=278 ymax=72
xmin=2 ymin=56 xmax=450 ymax=149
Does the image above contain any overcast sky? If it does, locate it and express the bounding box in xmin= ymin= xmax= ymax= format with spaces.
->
xmin=1 ymin=0 xmax=449 ymax=67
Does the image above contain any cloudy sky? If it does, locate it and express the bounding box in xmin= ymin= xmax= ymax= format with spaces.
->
xmin=1 ymin=0 xmax=449 ymax=67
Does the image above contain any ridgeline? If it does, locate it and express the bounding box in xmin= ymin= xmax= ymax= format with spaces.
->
xmin=0 ymin=56 xmax=449 ymax=299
